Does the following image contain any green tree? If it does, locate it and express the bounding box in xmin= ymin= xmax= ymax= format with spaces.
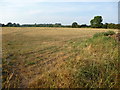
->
xmin=107 ymin=23 xmax=115 ymax=29
xmin=6 ymin=22 xmax=13 ymax=27
xmin=72 ymin=22 xmax=79 ymax=28
xmin=116 ymin=24 xmax=120 ymax=29
xmin=90 ymin=16 xmax=103 ymax=28
xmin=102 ymin=23 xmax=108 ymax=29
xmin=16 ymin=23 xmax=20 ymax=27
xmin=55 ymin=23 xmax=62 ymax=27
xmin=13 ymin=23 xmax=17 ymax=27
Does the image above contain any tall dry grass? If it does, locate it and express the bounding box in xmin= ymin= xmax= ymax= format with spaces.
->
xmin=2 ymin=27 xmax=119 ymax=88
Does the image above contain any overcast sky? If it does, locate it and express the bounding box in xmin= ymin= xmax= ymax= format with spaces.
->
xmin=0 ymin=0 xmax=119 ymax=25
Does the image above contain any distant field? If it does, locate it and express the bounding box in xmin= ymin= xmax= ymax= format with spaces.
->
xmin=2 ymin=27 xmax=119 ymax=88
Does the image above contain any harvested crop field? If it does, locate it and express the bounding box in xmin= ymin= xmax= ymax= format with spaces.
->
xmin=2 ymin=27 xmax=119 ymax=88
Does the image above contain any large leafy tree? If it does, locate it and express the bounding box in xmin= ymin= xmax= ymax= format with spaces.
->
xmin=72 ymin=22 xmax=79 ymax=28
xmin=90 ymin=16 xmax=103 ymax=28
xmin=6 ymin=22 xmax=13 ymax=27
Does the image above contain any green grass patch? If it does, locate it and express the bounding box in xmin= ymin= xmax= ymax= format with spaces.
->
xmin=67 ymin=31 xmax=119 ymax=88
xmin=93 ymin=31 xmax=115 ymax=38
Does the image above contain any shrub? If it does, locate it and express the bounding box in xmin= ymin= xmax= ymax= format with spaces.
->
xmin=104 ymin=31 xmax=115 ymax=36
xmin=93 ymin=31 xmax=115 ymax=38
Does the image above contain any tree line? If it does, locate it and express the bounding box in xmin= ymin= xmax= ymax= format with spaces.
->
xmin=1 ymin=16 xmax=120 ymax=29
xmin=72 ymin=16 xmax=120 ymax=29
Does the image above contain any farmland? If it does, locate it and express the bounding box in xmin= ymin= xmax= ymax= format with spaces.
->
xmin=2 ymin=27 xmax=119 ymax=88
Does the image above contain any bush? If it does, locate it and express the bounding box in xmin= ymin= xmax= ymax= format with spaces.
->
xmin=104 ymin=31 xmax=115 ymax=36
xmin=93 ymin=31 xmax=115 ymax=38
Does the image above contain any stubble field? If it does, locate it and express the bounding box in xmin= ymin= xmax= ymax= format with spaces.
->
xmin=2 ymin=27 xmax=119 ymax=88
